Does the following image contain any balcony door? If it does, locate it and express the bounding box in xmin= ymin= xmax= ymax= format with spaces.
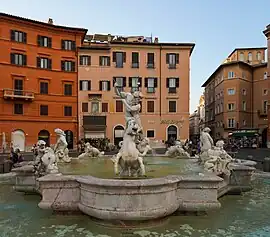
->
xmin=14 ymin=79 xmax=23 ymax=96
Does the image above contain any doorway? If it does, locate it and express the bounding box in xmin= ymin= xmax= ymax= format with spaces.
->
xmin=65 ymin=130 xmax=74 ymax=149
xmin=167 ymin=125 xmax=178 ymax=141
xmin=38 ymin=130 xmax=50 ymax=146
xmin=114 ymin=125 xmax=125 ymax=148
xmin=11 ymin=130 xmax=25 ymax=152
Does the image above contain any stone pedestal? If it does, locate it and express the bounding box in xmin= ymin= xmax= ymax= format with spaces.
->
xmin=12 ymin=165 xmax=37 ymax=193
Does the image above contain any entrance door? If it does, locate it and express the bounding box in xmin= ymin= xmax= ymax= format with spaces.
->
xmin=38 ymin=130 xmax=50 ymax=146
xmin=65 ymin=130 xmax=74 ymax=149
xmin=167 ymin=125 xmax=178 ymax=141
xmin=114 ymin=125 xmax=124 ymax=148
xmin=262 ymin=128 xmax=267 ymax=148
xmin=14 ymin=79 xmax=23 ymax=96
xmin=11 ymin=130 xmax=25 ymax=152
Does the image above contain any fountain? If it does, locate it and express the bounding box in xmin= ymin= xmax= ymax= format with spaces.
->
xmin=9 ymin=86 xmax=256 ymax=223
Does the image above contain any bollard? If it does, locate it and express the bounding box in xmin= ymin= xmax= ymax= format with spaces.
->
xmin=263 ymin=157 xmax=270 ymax=172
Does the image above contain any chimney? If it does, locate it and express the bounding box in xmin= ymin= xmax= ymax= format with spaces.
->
xmin=48 ymin=18 xmax=53 ymax=24
xmin=154 ymin=37 xmax=159 ymax=43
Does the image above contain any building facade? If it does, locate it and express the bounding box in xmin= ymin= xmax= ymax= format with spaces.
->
xmin=0 ymin=13 xmax=87 ymax=151
xmin=263 ymin=25 xmax=270 ymax=146
xmin=202 ymin=47 xmax=268 ymax=146
xmin=78 ymin=34 xmax=195 ymax=145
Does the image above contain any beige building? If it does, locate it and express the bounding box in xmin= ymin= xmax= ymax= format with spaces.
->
xmin=202 ymin=47 xmax=268 ymax=146
xmin=189 ymin=94 xmax=205 ymax=142
xmin=78 ymin=34 xmax=195 ymax=146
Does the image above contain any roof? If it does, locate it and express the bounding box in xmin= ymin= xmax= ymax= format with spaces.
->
xmin=201 ymin=61 xmax=267 ymax=87
xmin=263 ymin=25 xmax=270 ymax=36
xmin=227 ymin=47 xmax=267 ymax=58
xmin=201 ymin=61 xmax=251 ymax=87
xmin=0 ymin=12 xmax=88 ymax=34
xmin=110 ymin=41 xmax=195 ymax=55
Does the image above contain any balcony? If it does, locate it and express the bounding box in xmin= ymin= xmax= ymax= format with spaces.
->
xmin=168 ymin=87 xmax=177 ymax=94
xmin=3 ymin=89 xmax=34 ymax=101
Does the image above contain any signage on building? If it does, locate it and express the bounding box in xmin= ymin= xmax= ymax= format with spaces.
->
xmin=160 ymin=118 xmax=185 ymax=125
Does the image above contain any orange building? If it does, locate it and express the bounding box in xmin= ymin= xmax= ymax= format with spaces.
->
xmin=202 ymin=47 xmax=268 ymax=146
xmin=0 ymin=13 xmax=87 ymax=151
xmin=78 ymin=34 xmax=195 ymax=145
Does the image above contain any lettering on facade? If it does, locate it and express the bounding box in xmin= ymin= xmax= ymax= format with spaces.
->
xmin=160 ymin=118 xmax=185 ymax=125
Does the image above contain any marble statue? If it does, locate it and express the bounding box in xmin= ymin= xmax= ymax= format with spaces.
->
xmin=137 ymin=137 xmax=152 ymax=157
xmin=54 ymin=128 xmax=71 ymax=163
xmin=114 ymin=81 xmax=143 ymax=133
xmin=34 ymin=140 xmax=60 ymax=177
xmin=199 ymin=127 xmax=214 ymax=163
xmin=165 ymin=141 xmax=190 ymax=158
xmin=78 ymin=142 xmax=105 ymax=158
xmin=111 ymin=118 xmax=146 ymax=177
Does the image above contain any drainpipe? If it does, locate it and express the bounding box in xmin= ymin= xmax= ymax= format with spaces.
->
xmin=159 ymin=46 xmax=162 ymax=117
xmin=76 ymin=33 xmax=79 ymax=146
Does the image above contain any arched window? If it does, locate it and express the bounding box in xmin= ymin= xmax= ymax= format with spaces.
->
xmin=239 ymin=52 xmax=244 ymax=61
xmin=256 ymin=52 xmax=261 ymax=61
xmin=248 ymin=52 xmax=252 ymax=62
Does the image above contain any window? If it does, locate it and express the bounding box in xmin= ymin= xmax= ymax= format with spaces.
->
xmin=166 ymin=53 xmax=179 ymax=68
xmin=147 ymin=53 xmax=155 ymax=68
xmin=82 ymin=103 xmax=88 ymax=112
xmin=227 ymin=89 xmax=235 ymax=95
xmin=102 ymin=103 xmax=108 ymax=113
xmin=169 ymin=101 xmax=176 ymax=113
xmin=64 ymin=106 xmax=72 ymax=116
xmin=40 ymin=105 xmax=48 ymax=116
xmin=242 ymin=101 xmax=246 ymax=111
xmin=37 ymin=35 xmax=52 ymax=47
xmin=61 ymin=61 xmax=75 ymax=72
xmin=228 ymin=71 xmax=234 ymax=78
xmin=99 ymin=56 xmax=110 ymax=66
xmin=243 ymin=120 xmax=246 ymax=126
xmin=116 ymin=100 xmax=123 ymax=112
xmin=147 ymin=101 xmax=154 ymax=113
xmin=131 ymin=52 xmax=139 ymax=68
xmin=242 ymin=89 xmax=246 ymax=95
xmin=220 ymin=103 xmax=223 ymax=112
xmin=228 ymin=103 xmax=235 ymax=111
xmin=79 ymin=80 xmax=91 ymax=91
xmin=113 ymin=52 xmax=126 ymax=68
xmin=263 ymin=101 xmax=268 ymax=114
xmin=242 ymin=72 xmax=245 ymax=78
xmin=37 ymin=57 xmax=52 ymax=69
xmin=147 ymin=130 xmax=155 ymax=138
xmin=91 ymin=102 xmax=99 ymax=113
xmin=10 ymin=53 xmax=27 ymax=66
xmin=256 ymin=52 xmax=261 ymax=61
xmin=10 ymin=30 xmax=27 ymax=43
xmin=64 ymin=84 xmax=72 ymax=96
xmin=79 ymin=55 xmax=91 ymax=66
xmin=239 ymin=52 xmax=244 ymax=61
xmin=145 ymin=77 xmax=157 ymax=93
xmin=263 ymin=89 xmax=268 ymax=96
xmin=167 ymin=78 xmax=179 ymax=93
xmin=248 ymin=52 xmax=252 ymax=61
xmin=40 ymin=82 xmax=48 ymax=94
xmin=99 ymin=81 xmax=110 ymax=91
xmin=228 ymin=118 xmax=235 ymax=128
xmin=264 ymin=72 xmax=267 ymax=79
xmin=61 ymin=40 xmax=76 ymax=50
xmin=14 ymin=104 xmax=23 ymax=115
xmin=129 ymin=77 xmax=141 ymax=92
xmin=14 ymin=79 xmax=23 ymax=95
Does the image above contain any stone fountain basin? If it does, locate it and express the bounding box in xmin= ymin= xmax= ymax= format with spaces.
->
xmin=12 ymin=164 xmax=255 ymax=221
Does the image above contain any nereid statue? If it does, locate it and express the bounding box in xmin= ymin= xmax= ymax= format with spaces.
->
xmin=112 ymin=82 xmax=151 ymax=177
xmin=78 ymin=142 xmax=105 ymax=158
xmin=54 ymin=128 xmax=71 ymax=163
xmin=165 ymin=141 xmax=190 ymax=158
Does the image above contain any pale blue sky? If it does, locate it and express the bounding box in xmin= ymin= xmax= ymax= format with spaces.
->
xmin=1 ymin=0 xmax=269 ymax=112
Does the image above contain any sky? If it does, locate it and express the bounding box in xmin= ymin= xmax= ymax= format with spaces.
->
xmin=1 ymin=0 xmax=269 ymax=112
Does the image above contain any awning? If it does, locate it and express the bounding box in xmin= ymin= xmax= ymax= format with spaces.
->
xmin=231 ymin=130 xmax=259 ymax=137
xmin=83 ymin=125 xmax=106 ymax=131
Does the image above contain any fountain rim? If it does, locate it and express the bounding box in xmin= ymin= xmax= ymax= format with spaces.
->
xmin=38 ymin=173 xmax=223 ymax=187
